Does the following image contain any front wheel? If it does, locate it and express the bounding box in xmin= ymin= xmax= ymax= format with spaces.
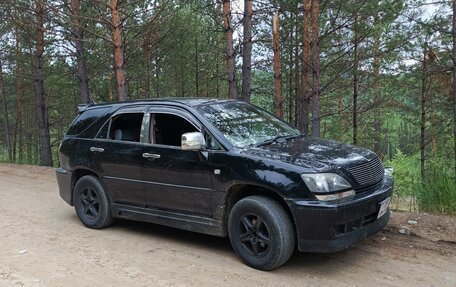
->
xmin=73 ymin=175 xmax=113 ymax=229
xmin=228 ymin=196 xmax=295 ymax=270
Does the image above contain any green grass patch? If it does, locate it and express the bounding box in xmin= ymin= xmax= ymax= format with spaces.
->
xmin=417 ymin=161 xmax=456 ymax=215
xmin=387 ymin=150 xmax=456 ymax=215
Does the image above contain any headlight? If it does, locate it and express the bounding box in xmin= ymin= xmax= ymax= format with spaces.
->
xmin=301 ymin=173 xmax=354 ymax=201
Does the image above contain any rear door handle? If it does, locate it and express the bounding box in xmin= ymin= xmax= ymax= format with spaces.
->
xmin=90 ymin=147 xmax=104 ymax=153
xmin=142 ymin=153 xmax=161 ymax=160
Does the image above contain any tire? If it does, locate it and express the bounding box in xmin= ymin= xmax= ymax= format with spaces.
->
xmin=228 ymin=195 xmax=295 ymax=270
xmin=73 ymin=175 xmax=113 ymax=229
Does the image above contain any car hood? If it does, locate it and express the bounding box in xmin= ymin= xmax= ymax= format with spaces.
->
xmin=242 ymin=136 xmax=378 ymax=171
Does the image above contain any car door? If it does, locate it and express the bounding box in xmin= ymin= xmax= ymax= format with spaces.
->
xmin=141 ymin=106 xmax=213 ymax=216
xmin=89 ymin=106 xmax=147 ymax=206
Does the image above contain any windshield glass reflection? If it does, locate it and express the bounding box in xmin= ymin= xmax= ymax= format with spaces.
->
xmin=197 ymin=101 xmax=301 ymax=148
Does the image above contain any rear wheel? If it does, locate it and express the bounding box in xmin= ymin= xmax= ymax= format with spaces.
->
xmin=73 ymin=175 xmax=113 ymax=229
xmin=228 ymin=195 xmax=295 ymax=270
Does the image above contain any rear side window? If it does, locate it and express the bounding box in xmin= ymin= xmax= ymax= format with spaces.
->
xmin=109 ymin=113 xmax=144 ymax=142
xmin=66 ymin=107 xmax=109 ymax=136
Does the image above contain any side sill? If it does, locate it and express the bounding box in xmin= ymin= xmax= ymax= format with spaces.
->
xmin=112 ymin=204 xmax=225 ymax=237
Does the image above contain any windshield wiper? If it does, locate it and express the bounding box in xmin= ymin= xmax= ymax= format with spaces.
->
xmin=254 ymin=134 xmax=302 ymax=147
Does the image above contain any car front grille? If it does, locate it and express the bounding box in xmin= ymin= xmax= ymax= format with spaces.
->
xmin=347 ymin=157 xmax=384 ymax=187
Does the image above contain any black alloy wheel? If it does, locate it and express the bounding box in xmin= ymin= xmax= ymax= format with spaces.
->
xmin=228 ymin=195 xmax=295 ymax=270
xmin=239 ymin=214 xmax=271 ymax=256
xmin=74 ymin=175 xmax=113 ymax=229
xmin=79 ymin=187 xmax=99 ymax=219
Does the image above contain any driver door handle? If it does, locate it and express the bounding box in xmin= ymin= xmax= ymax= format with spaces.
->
xmin=90 ymin=147 xmax=104 ymax=153
xmin=142 ymin=153 xmax=161 ymax=160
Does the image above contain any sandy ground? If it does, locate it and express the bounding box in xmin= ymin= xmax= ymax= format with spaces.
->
xmin=0 ymin=163 xmax=455 ymax=287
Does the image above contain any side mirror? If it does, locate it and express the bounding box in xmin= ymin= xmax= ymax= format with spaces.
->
xmin=181 ymin=132 xmax=206 ymax=151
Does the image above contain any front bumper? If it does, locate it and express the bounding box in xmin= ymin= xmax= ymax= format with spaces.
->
xmin=287 ymin=174 xmax=393 ymax=253
xmin=56 ymin=167 xmax=73 ymax=206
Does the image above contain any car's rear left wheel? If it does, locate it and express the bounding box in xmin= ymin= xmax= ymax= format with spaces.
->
xmin=73 ymin=175 xmax=113 ymax=229
xmin=228 ymin=195 xmax=295 ymax=270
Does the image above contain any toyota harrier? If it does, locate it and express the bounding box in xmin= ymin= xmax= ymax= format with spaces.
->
xmin=56 ymin=98 xmax=393 ymax=270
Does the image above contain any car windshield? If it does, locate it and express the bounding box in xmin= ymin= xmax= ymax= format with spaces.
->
xmin=197 ymin=101 xmax=301 ymax=148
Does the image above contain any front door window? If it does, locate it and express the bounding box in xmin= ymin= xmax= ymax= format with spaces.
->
xmin=150 ymin=113 xmax=198 ymax=146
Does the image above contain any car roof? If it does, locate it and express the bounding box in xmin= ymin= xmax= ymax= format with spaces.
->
xmin=79 ymin=98 xmax=238 ymax=112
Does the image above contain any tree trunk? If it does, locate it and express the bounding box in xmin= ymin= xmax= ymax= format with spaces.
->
xmin=338 ymin=96 xmax=344 ymax=141
xmin=241 ymin=0 xmax=253 ymax=102
xmin=70 ymin=0 xmax=91 ymax=104
xmin=143 ymin=37 xmax=151 ymax=98
xmin=205 ymin=72 xmax=209 ymax=97
xmin=180 ymin=51 xmax=185 ymax=97
xmin=33 ymin=131 xmax=39 ymax=164
xmin=288 ymin=15 xmax=294 ymax=123
xmin=223 ymin=0 xmax=238 ymax=99
xmin=34 ymin=0 xmax=53 ymax=167
xmin=195 ymin=36 xmax=199 ymax=97
xmin=216 ymin=50 xmax=220 ymax=98
xmin=0 ymin=56 xmax=12 ymax=162
xmin=311 ymin=0 xmax=320 ymax=137
xmin=25 ymin=109 xmax=33 ymax=163
xmin=273 ymin=11 xmax=283 ymax=117
xmin=420 ymin=42 xmax=428 ymax=179
xmin=353 ymin=13 xmax=359 ymax=145
xmin=14 ymin=21 xmax=24 ymax=163
xmin=453 ymin=0 xmax=456 ymax=176
xmin=298 ymin=0 xmax=311 ymax=133
xmin=430 ymin=83 xmax=436 ymax=154
xmin=155 ymin=54 xmax=160 ymax=98
xmin=110 ymin=0 xmax=127 ymax=101
xmin=294 ymin=12 xmax=299 ymax=127
xmin=215 ymin=32 xmax=220 ymax=99
xmin=373 ymin=27 xmax=382 ymax=156
xmin=154 ymin=30 xmax=160 ymax=98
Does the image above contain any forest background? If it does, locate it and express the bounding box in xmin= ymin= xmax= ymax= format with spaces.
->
xmin=0 ymin=0 xmax=455 ymax=213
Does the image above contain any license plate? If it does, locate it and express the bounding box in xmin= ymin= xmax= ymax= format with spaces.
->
xmin=377 ymin=197 xmax=391 ymax=219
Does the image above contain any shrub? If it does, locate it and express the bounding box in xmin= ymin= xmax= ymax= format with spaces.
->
xmin=387 ymin=150 xmax=456 ymax=214
xmin=417 ymin=158 xmax=456 ymax=215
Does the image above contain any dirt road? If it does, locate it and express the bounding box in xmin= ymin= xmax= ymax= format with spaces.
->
xmin=0 ymin=164 xmax=455 ymax=287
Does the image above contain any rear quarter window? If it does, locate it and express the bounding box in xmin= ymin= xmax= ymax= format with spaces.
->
xmin=66 ymin=107 xmax=110 ymax=136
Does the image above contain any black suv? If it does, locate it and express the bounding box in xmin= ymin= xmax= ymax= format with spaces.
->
xmin=56 ymin=98 xmax=393 ymax=270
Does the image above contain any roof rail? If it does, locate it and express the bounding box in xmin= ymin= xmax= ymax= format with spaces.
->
xmin=77 ymin=104 xmax=89 ymax=113
xmin=77 ymin=101 xmax=96 ymax=113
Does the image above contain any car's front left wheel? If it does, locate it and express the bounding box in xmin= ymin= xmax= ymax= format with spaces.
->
xmin=73 ymin=175 xmax=113 ymax=229
xmin=228 ymin=195 xmax=295 ymax=270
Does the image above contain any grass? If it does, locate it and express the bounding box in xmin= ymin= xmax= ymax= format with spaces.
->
xmin=388 ymin=150 xmax=456 ymax=215
xmin=417 ymin=166 xmax=456 ymax=215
